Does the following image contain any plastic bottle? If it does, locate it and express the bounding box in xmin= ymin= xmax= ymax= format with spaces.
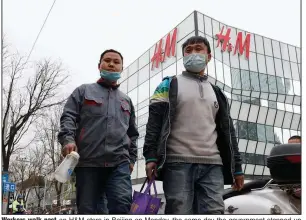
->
xmin=54 ymin=151 xmax=80 ymax=183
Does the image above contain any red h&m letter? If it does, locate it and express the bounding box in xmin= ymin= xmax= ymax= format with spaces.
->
xmin=151 ymin=28 xmax=177 ymax=69
xmin=162 ymin=28 xmax=177 ymax=62
xmin=216 ymin=26 xmax=231 ymax=52
xmin=234 ymin=32 xmax=251 ymax=59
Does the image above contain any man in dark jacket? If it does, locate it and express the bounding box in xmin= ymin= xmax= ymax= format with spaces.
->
xmin=58 ymin=49 xmax=139 ymax=214
xmin=143 ymin=36 xmax=244 ymax=214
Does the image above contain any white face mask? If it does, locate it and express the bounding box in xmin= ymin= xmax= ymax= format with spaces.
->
xmin=183 ymin=53 xmax=207 ymax=73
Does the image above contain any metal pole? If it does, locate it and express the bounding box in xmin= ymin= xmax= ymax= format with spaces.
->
xmin=43 ymin=176 xmax=47 ymax=210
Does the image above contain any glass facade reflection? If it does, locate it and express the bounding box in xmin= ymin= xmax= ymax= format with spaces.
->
xmin=118 ymin=11 xmax=301 ymax=182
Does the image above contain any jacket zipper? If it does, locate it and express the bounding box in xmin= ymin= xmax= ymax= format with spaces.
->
xmin=197 ymin=81 xmax=204 ymax=98
xmin=105 ymin=88 xmax=112 ymax=167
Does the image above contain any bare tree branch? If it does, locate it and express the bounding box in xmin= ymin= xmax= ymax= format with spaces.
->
xmin=2 ymin=38 xmax=69 ymax=172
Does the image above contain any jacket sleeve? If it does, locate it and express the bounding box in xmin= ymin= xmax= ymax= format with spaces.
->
xmin=143 ymin=78 xmax=171 ymax=164
xmin=226 ymin=100 xmax=243 ymax=175
xmin=127 ymin=99 xmax=139 ymax=164
xmin=12 ymin=201 xmax=18 ymax=212
xmin=58 ymin=85 xmax=84 ymax=147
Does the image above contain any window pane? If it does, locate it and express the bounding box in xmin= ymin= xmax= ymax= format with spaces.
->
xmin=274 ymin=58 xmax=283 ymax=77
xmin=250 ymin=72 xmax=260 ymax=91
xmin=245 ymin=164 xmax=255 ymax=175
xmin=207 ymin=57 xmax=216 ymax=79
xmin=238 ymin=121 xmax=248 ymax=139
xmin=280 ymin=43 xmax=289 ymax=61
xmin=282 ymin=112 xmax=293 ymax=129
xmin=231 ymin=68 xmax=241 ymax=89
xmin=290 ymin=62 xmax=299 ymax=81
xmin=139 ymin=65 xmax=150 ymax=84
xmin=249 ymin=34 xmax=256 ymax=52
xmin=238 ymin=139 xmax=248 ymax=152
xmin=238 ymin=103 xmax=250 ymax=121
xmin=268 ymin=75 xmax=277 ymax=93
xmin=293 ymin=80 xmax=300 ymax=96
xmin=212 ymin=19 xmax=220 ymax=37
xmin=230 ymin=51 xmax=240 ymax=68
xmin=284 ymin=78 xmax=294 ymax=95
xmin=120 ymin=80 xmax=128 ymax=94
xmin=129 ymin=60 xmax=138 ymax=77
xmin=128 ymin=72 xmax=138 ymax=91
xmin=239 ymin=53 xmax=249 ymax=70
xmin=246 ymin=141 xmax=257 ymax=153
xmin=272 ymin=40 xmax=281 ymax=59
xmin=248 ymin=105 xmax=259 ymax=123
xmin=222 ymin=49 xmax=230 ymax=66
xmin=163 ymin=63 xmax=176 ymax=78
xmin=223 ymin=64 xmax=232 ymax=87
xmin=282 ymin=129 xmax=290 ymax=144
xmin=282 ymin=60 xmax=292 ymax=79
xmin=204 ymin=15 xmax=212 ymax=36
xmin=266 ymin=56 xmax=275 ymax=75
xmin=274 ymin=127 xmax=283 ymax=144
xmin=198 ymin=13 xmax=204 ymax=33
xmin=274 ymin=110 xmax=285 ymax=127
xmin=139 ymin=50 xmax=150 ymax=69
xmin=276 ymin=77 xmax=285 ymax=94
xmin=149 ymin=72 xmax=162 ymax=96
xmin=138 ymin=81 xmax=150 ymax=103
xmin=257 ymin=107 xmax=268 ymax=124
xmin=265 ymin=125 xmax=274 ymax=143
xmin=254 ymin=165 xmax=264 ymax=175
xmin=257 ymin=124 xmax=266 ymax=142
xmin=206 ymin=35 xmax=215 ymax=59
xmin=138 ymin=113 xmax=149 ymax=127
xmin=266 ymin=108 xmax=276 ymax=126
xmin=230 ymin=101 xmax=241 ymax=119
xmin=259 ymin=73 xmax=269 ymax=92
xmin=248 ymin=123 xmax=257 ymax=141
xmin=263 ymin=38 xmax=273 ymax=56
xmin=256 ymin=142 xmax=266 ymax=154
xmin=291 ymin=114 xmax=300 ymax=130
xmin=255 ymin=35 xmax=264 ymax=54
xmin=215 ymin=60 xmax=224 ymax=83
xmin=241 ymin=70 xmax=251 ymax=90
xmin=288 ymin=45 xmax=297 ymax=62
xmin=257 ymin=54 xmax=266 ymax=74
xmin=128 ymin=88 xmax=138 ymax=106
xmin=296 ymin=47 xmax=300 ymax=63
xmin=177 ymin=14 xmax=195 ymax=40
xmin=249 ymin=52 xmax=258 ymax=72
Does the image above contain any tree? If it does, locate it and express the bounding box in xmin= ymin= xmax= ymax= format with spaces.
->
xmin=2 ymin=39 xmax=69 ymax=172
xmin=36 ymin=105 xmax=65 ymax=207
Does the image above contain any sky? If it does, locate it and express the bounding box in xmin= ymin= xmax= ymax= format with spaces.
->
xmin=3 ymin=0 xmax=301 ymax=95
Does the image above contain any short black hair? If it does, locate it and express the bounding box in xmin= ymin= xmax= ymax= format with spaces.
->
xmin=99 ymin=49 xmax=123 ymax=65
xmin=289 ymin=135 xmax=301 ymax=141
xmin=182 ymin=36 xmax=211 ymax=54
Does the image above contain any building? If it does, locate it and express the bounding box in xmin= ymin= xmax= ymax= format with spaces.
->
xmin=117 ymin=11 xmax=301 ymax=196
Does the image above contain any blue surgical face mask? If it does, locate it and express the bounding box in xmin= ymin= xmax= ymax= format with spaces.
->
xmin=100 ymin=70 xmax=121 ymax=82
xmin=183 ymin=53 xmax=207 ymax=73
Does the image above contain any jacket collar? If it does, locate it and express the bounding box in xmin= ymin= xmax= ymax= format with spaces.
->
xmin=97 ymin=78 xmax=120 ymax=89
xmin=182 ymin=71 xmax=208 ymax=82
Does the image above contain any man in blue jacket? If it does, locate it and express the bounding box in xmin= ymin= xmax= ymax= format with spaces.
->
xmin=143 ymin=36 xmax=244 ymax=214
xmin=58 ymin=49 xmax=139 ymax=214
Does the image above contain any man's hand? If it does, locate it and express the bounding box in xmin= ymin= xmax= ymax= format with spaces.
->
xmin=62 ymin=143 xmax=77 ymax=157
xmin=232 ymin=175 xmax=244 ymax=191
xmin=145 ymin=162 xmax=157 ymax=180
xmin=129 ymin=163 xmax=134 ymax=173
